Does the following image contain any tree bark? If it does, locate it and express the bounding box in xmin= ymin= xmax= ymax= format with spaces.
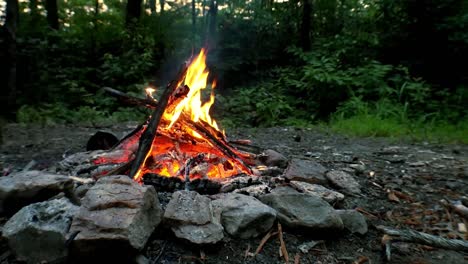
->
xmin=205 ymin=0 xmax=217 ymax=48
xmin=45 ymin=0 xmax=59 ymax=30
xmin=149 ymin=0 xmax=156 ymax=14
xmin=192 ymin=0 xmax=196 ymax=40
xmin=159 ymin=0 xmax=165 ymax=15
xmin=126 ymin=0 xmax=143 ymax=26
xmin=300 ymin=0 xmax=312 ymax=51
xmin=29 ymin=0 xmax=39 ymax=24
xmin=3 ymin=0 xmax=19 ymax=118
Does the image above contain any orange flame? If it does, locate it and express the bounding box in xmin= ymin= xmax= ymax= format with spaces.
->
xmin=163 ymin=49 xmax=219 ymax=133
xmin=133 ymin=49 xmax=224 ymax=182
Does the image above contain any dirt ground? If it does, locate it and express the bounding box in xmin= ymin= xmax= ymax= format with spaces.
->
xmin=0 ymin=123 xmax=467 ymax=264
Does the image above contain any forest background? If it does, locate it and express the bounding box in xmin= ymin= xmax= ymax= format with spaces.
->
xmin=0 ymin=0 xmax=466 ymax=143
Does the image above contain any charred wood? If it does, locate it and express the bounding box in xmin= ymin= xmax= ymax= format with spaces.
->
xmin=130 ymin=65 xmax=189 ymax=179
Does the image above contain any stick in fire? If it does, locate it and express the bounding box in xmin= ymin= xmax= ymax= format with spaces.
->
xmin=129 ymin=64 xmax=189 ymax=180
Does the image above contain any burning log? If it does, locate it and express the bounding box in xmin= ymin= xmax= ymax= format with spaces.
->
xmin=129 ymin=64 xmax=189 ymax=180
xmin=62 ymin=49 xmax=285 ymax=186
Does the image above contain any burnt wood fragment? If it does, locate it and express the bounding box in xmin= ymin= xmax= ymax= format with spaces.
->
xmin=142 ymin=173 xmax=221 ymax=194
xmin=130 ymin=65 xmax=189 ymax=179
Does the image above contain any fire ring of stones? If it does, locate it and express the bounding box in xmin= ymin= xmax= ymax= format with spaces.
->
xmin=0 ymin=50 xmax=367 ymax=263
xmin=0 ymin=158 xmax=367 ymax=263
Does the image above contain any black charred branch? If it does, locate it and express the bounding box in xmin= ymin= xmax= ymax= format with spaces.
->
xmin=129 ymin=65 xmax=188 ymax=179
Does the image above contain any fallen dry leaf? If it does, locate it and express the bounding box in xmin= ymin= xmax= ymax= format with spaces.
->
xmin=353 ymin=255 xmax=369 ymax=264
xmin=388 ymin=190 xmax=400 ymax=203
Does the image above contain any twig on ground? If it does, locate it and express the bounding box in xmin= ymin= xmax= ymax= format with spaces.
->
xmin=440 ymin=199 xmax=468 ymax=221
xmin=151 ymin=241 xmax=167 ymax=264
xmin=278 ymin=223 xmax=290 ymax=264
xmin=377 ymin=225 xmax=468 ymax=261
xmin=294 ymin=253 xmax=300 ymax=264
xmin=255 ymin=229 xmax=279 ymax=255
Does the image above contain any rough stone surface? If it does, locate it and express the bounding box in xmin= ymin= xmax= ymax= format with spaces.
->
xmin=259 ymin=186 xmax=343 ymax=232
xmin=212 ymin=193 xmax=276 ymax=239
xmin=336 ymin=210 xmax=368 ymax=235
xmin=70 ymin=175 xmax=162 ymax=256
xmin=325 ymin=170 xmax=362 ymax=195
xmin=164 ymin=190 xmax=212 ymax=225
xmin=0 ymin=170 xmax=74 ymax=215
xmin=260 ymin=149 xmax=289 ymax=168
xmin=283 ymin=159 xmax=327 ymax=184
xmin=233 ymin=184 xmax=272 ymax=197
xmin=2 ymin=197 xmax=78 ymax=263
xmin=290 ymin=181 xmax=345 ymax=204
xmin=164 ymin=190 xmax=223 ymax=244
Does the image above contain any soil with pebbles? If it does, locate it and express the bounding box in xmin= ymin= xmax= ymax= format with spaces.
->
xmin=0 ymin=123 xmax=467 ymax=264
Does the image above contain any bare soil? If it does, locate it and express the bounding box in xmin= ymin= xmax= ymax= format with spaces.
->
xmin=1 ymin=123 xmax=467 ymax=264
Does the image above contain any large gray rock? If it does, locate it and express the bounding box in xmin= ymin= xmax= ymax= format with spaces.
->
xmin=260 ymin=149 xmax=288 ymax=168
xmin=325 ymin=170 xmax=362 ymax=195
xmin=2 ymin=197 xmax=79 ymax=264
xmin=212 ymin=193 xmax=276 ymax=239
xmin=0 ymin=170 xmax=74 ymax=215
xmin=289 ymin=181 xmax=344 ymax=205
xmin=259 ymin=187 xmax=343 ymax=232
xmin=70 ymin=175 xmax=162 ymax=256
xmin=164 ymin=191 xmax=223 ymax=244
xmin=336 ymin=210 xmax=368 ymax=235
xmin=283 ymin=159 xmax=327 ymax=184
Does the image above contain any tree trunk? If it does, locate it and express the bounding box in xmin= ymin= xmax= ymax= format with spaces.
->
xmin=4 ymin=0 xmax=19 ymax=118
xmin=300 ymin=0 xmax=311 ymax=51
xmin=29 ymin=0 xmax=39 ymax=24
xmin=159 ymin=0 xmax=165 ymax=15
xmin=149 ymin=0 xmax=156 ymax=14
xmin=205 ymin=0 xmax=217 ymax=48
xmin=192 ymin=0 xmax=196 ymax=40
xmin=126 ymin=0 xmax=143 ymax=26
xmin=45 ymin=0 xmax=59 ymax=30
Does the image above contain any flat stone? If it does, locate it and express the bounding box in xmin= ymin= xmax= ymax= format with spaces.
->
xmin=283 ymin=159 xmax=327 ymax=184
xmin=290 ymin=181 xmax=344 ymax=204
xmin=70 ymin=175 xmax=162 ymax=257
xmin=232 ymin=184 xmax=272 ymax=197
xmin=259 ymin=187 xmax=343 ymax=232
xmin=212 ymin=193 xmax=276 ymax=239
xmin=163 ymin=191 xmax=223 ymax=244
xmin=336 ymin=210 xmax=368 ymax=235
xmin=260 ymin=149 xmax=288 ymax=168
xmin=2 ymin=197 xmax=78 ymax=263
xmin=172 ymin=223 xmax=224 ymax=244
xmin=0 ymin=170 xmax=74 ymax=215
xmin=164 ymin=190 xmax=212 ymax=225
xmin=325 ymin=170 xmax=361 ymax=195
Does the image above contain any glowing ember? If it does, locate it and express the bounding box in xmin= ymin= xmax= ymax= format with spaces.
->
xmin=125 ymin=49 xmax=252 ymax=183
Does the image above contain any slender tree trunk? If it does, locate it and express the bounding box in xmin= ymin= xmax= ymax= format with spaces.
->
xmin=205 ymin=0 xmax=217 ymax=48
xmin=45 ymin=0 xmax=59 ymax=30
xmin=126 ymin=0 xmax=143 ymax=26
xmin=300 ymin=0 xmax=311 ymax=51
xmin=159 ymin=0 xmax=165 ymax=15
xmin=192 ymin=0 xmax=196 ymax=40
xmin=29 ymin=0 xmax=39 ymax=24
xmin=4 ymin=0 xmax=19 ymax=117
xmin=202 ymin=0 xmax=206 ymax=17
xmin=149 ymin=0 xmax=156 ymax=14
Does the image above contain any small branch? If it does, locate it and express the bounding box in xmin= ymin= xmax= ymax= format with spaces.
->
xmin=255 ymin=230 xmax=279 ymax=255
xmin=440 ymin=199 xmax=468 ymax=221
xmin=278 ymin=223 xmax=290 ymax=263
xmin=103 ymin=87 xmax=158 ymax=108
xmin=377 ymin=225 xmax=468 ymax=261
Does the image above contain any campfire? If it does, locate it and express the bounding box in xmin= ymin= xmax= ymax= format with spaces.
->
xmin=77 ymin=49 xmax=259 ymax=188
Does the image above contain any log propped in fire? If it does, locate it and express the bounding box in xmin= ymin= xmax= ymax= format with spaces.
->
xmin=82 ymin=49 xmax=261 ymax=184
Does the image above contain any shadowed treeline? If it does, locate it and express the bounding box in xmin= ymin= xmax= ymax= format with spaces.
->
xmin=0 ymin=0 xmax=466 ymax=142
